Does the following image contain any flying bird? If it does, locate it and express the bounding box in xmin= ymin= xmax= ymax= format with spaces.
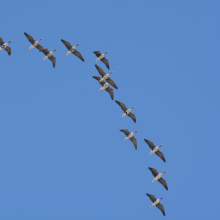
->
xmin=40 ymin=48 xmax=57 ymax=68
xmin=144 ymin=139 xmax=165 ymax=162
xmin=93 ymin=51 xmax=110 ymax=69
xmin=95 ymin=64 xmax=117 ymax=89
xmin=148 ymin=167 xmax=168 ymax=190
xmin=115 ymin=100 xmax=136 ymax=123
xmin=146 ymin=193 xmax=165 ymax=216
xmin=24 ymin=32 xmax=43 ymax=50
xmin=0 ymin=37 xmax=12 ymax=56
xmin=93 ymin=76 xmax=114 ymax=100
xmin=120 ymin=129 xmax=138 ymax=149
xmin=61 ymin=39 xmax=84 ymax=62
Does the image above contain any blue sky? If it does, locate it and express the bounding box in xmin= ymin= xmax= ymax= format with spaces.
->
xmin=0 ymin=0 xmax=220 ymax=219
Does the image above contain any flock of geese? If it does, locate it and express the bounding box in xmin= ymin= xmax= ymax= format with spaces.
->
xmin=1 ymin=33 xmax=168 ymax=216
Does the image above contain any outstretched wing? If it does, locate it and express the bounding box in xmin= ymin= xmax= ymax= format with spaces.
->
xmin=24 ymin=32 xmax=35 ymax=44
xmin=120 ymin=129 xmax=130 ymax=136
xmin=0 ymin=37 xmax=5 ymax=46
xmin=130 ymin=137 xmax=137 ymax=149
xmin=148 ymin=167 xmax=159 ymax=177
xmin=36 ymin=44 xmax=44 ymax=51
xmin=49 ymin=56 xmax=56 ymax=68
xmin=95 ymin=64 xmax=106 ymax=77
xmin=115 ymin=100 xmax=128 ymax=112
xmin=158 ymin=177 xmax=168 ymax=190
xmin=61 ymin=39 xmax=73 ymax=50
xmin=40 ymin=48 xmax=49 ymax=56
xmin=156 ymin=203 xmax=165 ymax=216
xmin=144 ymin=139 xmax=156 ymax=150
xmin=155 ymin=150 xmax=166 ymax=162
xmin=105 ymin=87 xmax=114 ymax=100
xmin=101 ymin=57 xmax=110 ymax=69
xmin=5 ymin=47 xmax=11 ymax=56
xmin=93 ymin=76 xmax=106 ymax=86
xmin=93 ymin=51 xmax=101 ymax=57
xmin=146 ymin=193 xmax=157 ymax=203
xmin=128 ymin=112 xmax=136 ymax=123
xmin=106 ymin=77 xmax=118 ymax=89
xmin=72 ymin=50 xmax=84 ymax=62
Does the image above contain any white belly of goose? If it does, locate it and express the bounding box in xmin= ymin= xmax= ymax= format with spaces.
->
xmin=152 ymin=173 xmax=163 ymax=182
xmin=99 ymin=83 xmax=109 ymax=91
xmin=149 ymin=146 xmax=159 ymax=155
xmin=1 ymin=43 xmax=8 ymax=49
xmin=150 ymin=199 xmax=160 ymax=207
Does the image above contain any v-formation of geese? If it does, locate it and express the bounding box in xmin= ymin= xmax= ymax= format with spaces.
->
xmin=1 ymin=32 xmax=169 ymax=216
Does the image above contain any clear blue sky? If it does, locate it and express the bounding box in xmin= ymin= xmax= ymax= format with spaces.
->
xmin=0 ymin=0 xmax=219 ymax=219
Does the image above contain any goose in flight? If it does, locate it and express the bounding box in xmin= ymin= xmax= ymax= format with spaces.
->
xmin=93 ymin=76 xmax=114 ymax=100
xmin=24 ymin=32 xmax=43 ymax=50
xmin=61 ymin=39 xmax=84 ymax=62
xmin=0 ymin=37 xmax=12 ymax=56
xmin=93 ymin=51 xmax=110 ymax=69
xmin=40 ymin=48 xmax=57 ymax=68
xmin=95 ymin=64 xmax=118 ymax=89
xmin=148 ymin=167 xmax=168 ymax=190
xmin=146 ymin=193 xmax=165 ymax=216
xmin=120 ymin=129 xmax=138 ymax=149
xmin=144 ymin=139 xmax=165 ymax=162
xmin=115 ymin=100 xmax=136 ymax=123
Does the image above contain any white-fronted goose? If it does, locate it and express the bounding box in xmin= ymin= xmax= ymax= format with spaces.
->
xmin=144 ymin=139 xmax=165 ymax=162
xmin=93 ymin=76 xmax=114 ymax=100
xmin=95 ymin=64 xmax=117 ymax=89
xmin=0 ymin=37 xmax=12 ymax=56
xmin=61 ymin=39 xmax=84 ymax=62
xmin=120 ymin=129 xmax=138 ymax=149
xmin=115 ymin=100 xmax=136 ymax=123
xmin=146 ymin=193 xmax=165 ymax=216
xmin=93 ymin=51 xmax=110 ymax=69
xmin=148 ymin=167 xmax=168 ymax=190
xmin=40 ymin=48 xmax=57 ymax=68
xmin=24 ymin=32 xmax=43 ymax=50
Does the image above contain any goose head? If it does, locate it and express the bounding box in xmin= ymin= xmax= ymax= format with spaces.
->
xmin=134 ymin=130 xmax=138 ymax=134
xmin=76 ymin=43 xmax=80 ymax=47
xmin=8 ymin=40 xmax=12 ymax=44
xmin=159 ymin=144 xmax=163 ymax=147
xmin=160 ymin=197 xmax=164 ymax=200
xmin=53 ymin=48 xmax=58 ymax=52
xmin=109 ymin=71 xmax=114 ymax=75
xmin=39 ymin=38 xmax=43 ymax=41
xmin=131 ymin=106 xmax=135 ymax=110
xmin=104 ymin=51 xmax=109 ymax=55
xmin=163 ymin=171 xmax=167 ymax=174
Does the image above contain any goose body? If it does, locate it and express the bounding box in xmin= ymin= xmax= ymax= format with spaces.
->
xmin=148 ymin=167 xmax=168 ymax=190
xmin=144 ymin=139 xmax=166 ymax=162
xmin=95 ymin=65 xmax=118 ymax=89
xmin=93 ymin=51 xmax=110 ymax=69
xmin=120 ymin=129 xmax=138 ymax=149
xmin=93 ymin=76 xmax=114 ymax=100
xmin=115 ymin=100 xmax=136 ymax=123
xmin=146 ymin=193 xmax=165 ymax=216
xmin=0 ymin=38 xmax=12 ymax=56
xmin=61 ymin=39 xmax=84 ymax=61
xmin=24 ymin=32 xmax=43 ymax=50
xmin=40 ymin=48 xmax=57 ymax=68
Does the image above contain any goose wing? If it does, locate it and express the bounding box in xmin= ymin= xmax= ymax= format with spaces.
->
xmin=115 ymin=100 xmax=128 ymax=112
xmin=106 ymin=77 xmax=118 ymax=89
xmin=49 ymin=56 xmax=56 ymax=68
xmin=61 ymin=39 xmax=73 ymax=50
xmin=40 ymin=48 xmax=50 ymax=56
xmin=24 ymin=32 xmax=35 ymax=44
xmin=120 ymin=129 xmax=130 ymax=136
xmin=156 ymin=203 xmax=165 ymax=216
xmin=36 ymin=44 xmax=44 ymax=51
xmin=105 ymin=87 xmax=114 ymax=100
xmin=158 ymin=177 xmax=168 ymax=190
xmin=144 ymin=139 xmax=156 ymax=150
xmin=95 ymin=64 xmax=106 ymax=77
xmin=0 ymin=37 xmax=5 ymax=46
xmin=93 ymin=51 xmax=101 ymax=57
xmin=148 ymin=167 xmax=159 ymax=177
xmin=93 ymin=76 xmax=105 ymax=86
xmin=72 ymin=50 xmax=84 ymax=62
xmin=101 ymin=57 xmax=110 ymax=69
xmin=127 ymin=112 xmax=136 ymax=123
xmin=155 ymin=150 xmax=166 ymax=162
xmin=146 ymin=193 xmax=157 ymax=203
xmin=5 ymin=47 xmax=11 ymax=56
xmin=130 ymin=137 xmax=137 ymax=149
